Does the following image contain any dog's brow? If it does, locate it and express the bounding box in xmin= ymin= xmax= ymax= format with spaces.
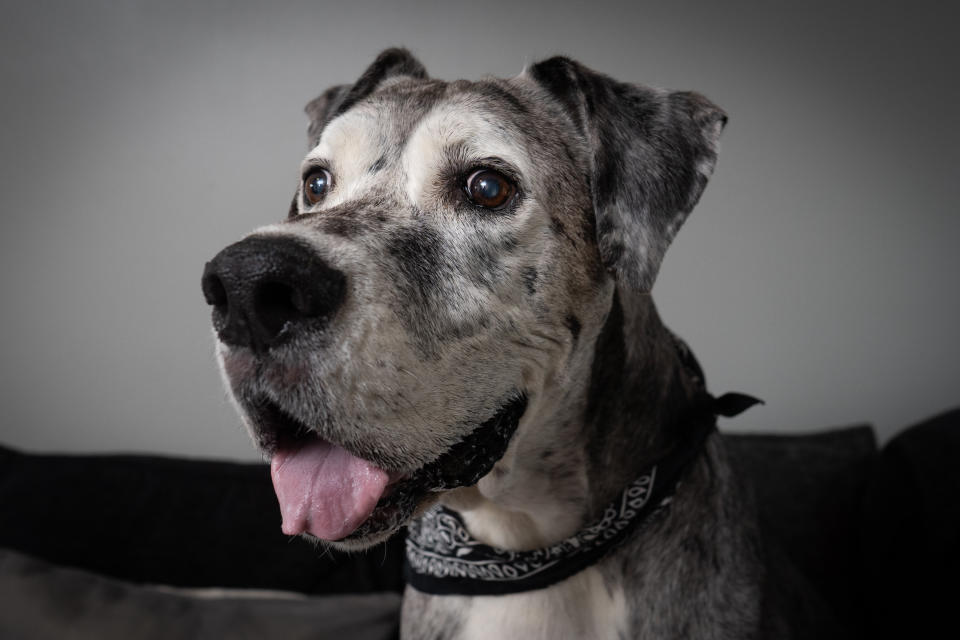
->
xmin=318 ymin=108 xmax=385 ymax=154
xmin=300 ymin=160 xmax=331 ymax=179
xmin=301 ymin=109 xmax=391 ymax=206
xmin=401 ymin=104 xmax=530 ymax=205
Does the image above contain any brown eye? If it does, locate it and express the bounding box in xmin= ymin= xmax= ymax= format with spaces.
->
xmin=303 ymin=169 xmax=332 ymax=206
xmin=466 ymin=169 xmax=515 ymax=209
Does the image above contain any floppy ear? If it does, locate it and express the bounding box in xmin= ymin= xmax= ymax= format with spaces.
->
xmin=305 ymin=48 xmax=429 ymax=146
xmin=529 ymin=57 xmax=727 ymax=291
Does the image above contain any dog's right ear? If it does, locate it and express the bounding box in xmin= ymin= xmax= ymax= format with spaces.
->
xmin=305 ymin=48 xmax=428 ymax=146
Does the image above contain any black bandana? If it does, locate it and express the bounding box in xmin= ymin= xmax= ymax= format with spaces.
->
xmin=404 ymin=337 xmax=760 ymax=597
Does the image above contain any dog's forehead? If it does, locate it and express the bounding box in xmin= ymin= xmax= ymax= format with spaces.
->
xmin=305 ymin=78 xmax=549 ymax=184
xmin=411 ymin=92 xmax=529 ymax=157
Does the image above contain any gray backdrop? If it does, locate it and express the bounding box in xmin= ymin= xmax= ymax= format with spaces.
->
xmin=1 ymin=0 xmax=956 ymax=460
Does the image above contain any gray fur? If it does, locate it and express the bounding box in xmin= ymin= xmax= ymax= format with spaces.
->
xmin=207 ymin=49 xmax=799 ymax=637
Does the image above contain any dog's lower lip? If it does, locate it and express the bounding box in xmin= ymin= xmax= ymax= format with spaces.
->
xmin=341 ymin=393 xmax=528 ymax=542
xmin=249 ymin=397 xmax=400 ymax=475
xmin=381 ymin=473 xmax=407 ymax=499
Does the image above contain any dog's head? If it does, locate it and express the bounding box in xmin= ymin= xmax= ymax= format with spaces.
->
xmin=202 ymin=49 xmax=725 ymax=549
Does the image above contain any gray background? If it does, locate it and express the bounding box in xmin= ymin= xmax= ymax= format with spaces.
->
xmin=1 ymin=1 xmax=956 ymax=460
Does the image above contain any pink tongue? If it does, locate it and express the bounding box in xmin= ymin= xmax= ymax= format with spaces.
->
xmin=270 ymin=438 xmax=389 ymax=541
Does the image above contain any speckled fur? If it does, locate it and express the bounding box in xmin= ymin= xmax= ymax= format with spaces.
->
xmin=210 ymin=49 xmax=789 ymax=637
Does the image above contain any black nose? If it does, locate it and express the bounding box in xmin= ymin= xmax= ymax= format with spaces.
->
xmin=201 ymin=236 xmax=346 ymax=352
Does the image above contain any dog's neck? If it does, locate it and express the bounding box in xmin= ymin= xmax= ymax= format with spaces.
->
xmin=443 ymin=288 xmax=699 ymax=550
xmin=581 ymin=290 xmax=701 ymax=518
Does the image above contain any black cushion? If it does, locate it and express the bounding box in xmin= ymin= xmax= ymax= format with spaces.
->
xmin=859 ymin=408 xmax=960 ymax=640
xmin=726 ymin=425 xmax=877 ymax=625
xmin=0 ymin=446 xmax=405 ymax=595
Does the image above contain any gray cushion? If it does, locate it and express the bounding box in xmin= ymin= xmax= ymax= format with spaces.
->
xmin=0 ymin=548 xmax=400 ymax=640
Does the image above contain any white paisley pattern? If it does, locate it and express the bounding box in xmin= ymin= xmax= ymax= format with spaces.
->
xmin=406 ymin=466 xmax=660 ymax=583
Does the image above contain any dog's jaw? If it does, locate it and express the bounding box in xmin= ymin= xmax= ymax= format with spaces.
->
xmin=218 ymin=346 xmax=532 ymax=548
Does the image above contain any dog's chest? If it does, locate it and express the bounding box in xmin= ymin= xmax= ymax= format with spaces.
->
xmin=402 ymin=566 xmax=628 ymax=640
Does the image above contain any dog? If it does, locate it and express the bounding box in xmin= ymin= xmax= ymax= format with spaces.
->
xmin=202 ymin=48 xmax=811 ymax=639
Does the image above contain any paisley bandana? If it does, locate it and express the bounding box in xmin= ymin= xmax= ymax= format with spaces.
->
xmin=404 ymin=334 xmax=761 ymax=596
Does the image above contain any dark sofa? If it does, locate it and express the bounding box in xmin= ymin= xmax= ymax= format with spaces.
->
xmin=1 ymin=409 xmax=957 ymax=639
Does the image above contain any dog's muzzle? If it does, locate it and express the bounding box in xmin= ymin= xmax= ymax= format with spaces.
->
xmin=201 ymin=236 xmax=346 ymax=353
xmin=201 ymin=236 xmax=528 ymax=545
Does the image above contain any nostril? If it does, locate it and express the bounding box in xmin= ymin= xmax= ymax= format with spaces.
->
xmin=254 ymin=281 xmax=304 ymax=339
xmin=201 ymin=270 xmax=229 ymax=310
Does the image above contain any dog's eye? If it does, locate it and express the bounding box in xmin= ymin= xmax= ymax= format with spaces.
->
xmin=303 ymin=169 xmax=332 ymax=206
xmin=465 ymin=169 xmax=515 ymax=210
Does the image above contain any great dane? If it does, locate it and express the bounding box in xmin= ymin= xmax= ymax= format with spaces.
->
xmin=202 ymin=49 xmax=801 ymax=639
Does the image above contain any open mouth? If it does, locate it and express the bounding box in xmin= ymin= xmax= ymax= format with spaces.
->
xmin=246 ymin=393 xmax=527 ymax=543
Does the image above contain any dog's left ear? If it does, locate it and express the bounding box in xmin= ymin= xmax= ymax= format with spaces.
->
xmin=529 ymin=57 xmax=727 ymax=291
xmin=305 ymin=47 xmax=429 ymax=146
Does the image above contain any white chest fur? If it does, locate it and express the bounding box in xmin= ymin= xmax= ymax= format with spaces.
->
xmin=407 ymin=566 xmax=628 ymax=640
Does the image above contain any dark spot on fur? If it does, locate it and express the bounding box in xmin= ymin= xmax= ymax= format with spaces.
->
xmin=550 ymin=215 xmax=578 ymax=247
xmin=597 ymin=214 xmax=616 ymax=237
xmin=318 ymin=215 xmax=362 ymax=237
xmin=552 ymin=465 xmax=578 ymax=481
xmin=581 ymin=204 xmax=597 ymax=243
xmin=564 ymin=314 xmax=582 ymax=343
xmin=475 ymin=81 xmax=529 ymax=116
xmin=579 ymin=205 xmax=606 ymax=282
xmin=387 ymin=224 xmax=443 ymax=297
xmin=681 ymin=533 xmax=708 ymax=561
xmin=540 ymin=448 xmax=554 ymax=460
xmin=550 ymin=216 xmax=566 ymax=236
xmin=529 ymin=57 xmax=586 ymax=135
xmin=603 ymin=242 xmax=624 ymax=269
xmin=368 ymin=154 xmax=387 ymax=173
xmin=465 ymin=240 xmax=504 ymax=289
xmin=521 ymin=266 xmax=538 ymax=295
xmin=594 ymin=135 xmax=626 ymax=212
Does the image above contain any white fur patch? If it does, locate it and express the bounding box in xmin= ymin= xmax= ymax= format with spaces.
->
xmin=458 ymin=567 xmax=627 ymax=640
xmin=301 ymin=108 xmax=388 ymax=211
